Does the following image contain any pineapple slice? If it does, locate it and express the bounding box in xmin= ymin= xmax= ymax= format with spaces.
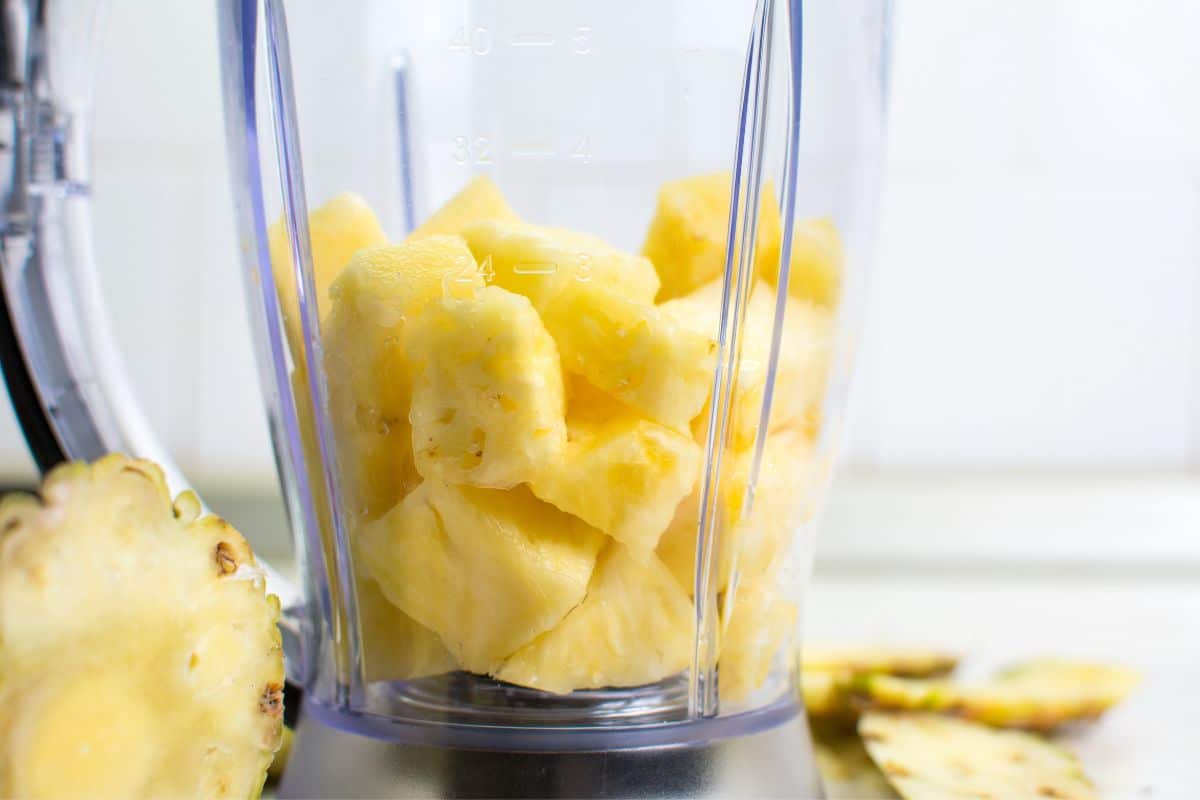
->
xmin=407 ymin=285 xmax=567 ymax=489
xmin=641 ymin=172 xmax=781 ymax=301
xmin=497 ymin=543 xmax=694 ymax=693
xmin=409 ymin=175 xmax=520 ymax=239
xmin=0 ymin=456 xmax=283 ymax=799
xmin=853 ymin=661 xmax=1141 ymax=732
xmin=662 ymin=279 xmax=834 ymax=449
xmin=718 ymin=581 xmax=797 ymax=702
xmin=356 ymin=574 xmax=457 ymax=683
xmin=269 ymin=192 xmax=387 ymax=359
xmin=758 ymin=217 xmax=845 ymax=308
xmin=858 ymin=713 xmax=1097 ymax=800
xmin=357 ymin=481 xmax=606 ymax=674
xmin=657 ymin=427 xmax=815 ymax=594
xmin=530 ymin=378 xmax=701 ymax=555
xmin=463 ymin=219 xmax=660 ymax=309
xmin=539 ymin=280 xmax=716 ymax=432
xmin=322 ymin=235 xmax=483 ymax=520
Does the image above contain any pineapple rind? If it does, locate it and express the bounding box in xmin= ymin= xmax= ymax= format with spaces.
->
xmin=0 ymin=455 xmax=283 ymax=800
xmin=858 ymin=712 xmax=1097 ymax=800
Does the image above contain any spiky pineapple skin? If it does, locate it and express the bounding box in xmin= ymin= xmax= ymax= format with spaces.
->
xmin=0 ymin=455 xmax=283 ymax=799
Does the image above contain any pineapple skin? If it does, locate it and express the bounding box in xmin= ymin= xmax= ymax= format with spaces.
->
xmin=406 ymin=285 xmax=568 ymax=490
xmin=497 ymin=542 xmax=694 ymax=694
xmin=0 ymin=456 xmax=283 ymax=800
xmin=268 ymin=192 xmax=387 ymax=361
xmin=357 ymin=481 xmax=606 ymax=674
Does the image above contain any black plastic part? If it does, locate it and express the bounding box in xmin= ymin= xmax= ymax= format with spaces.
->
xmin=0 ymin=268 xmax=65 ymax=473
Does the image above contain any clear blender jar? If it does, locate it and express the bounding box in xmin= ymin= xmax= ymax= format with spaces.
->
xmin=0 ymin=0 xmax=887 ymax=796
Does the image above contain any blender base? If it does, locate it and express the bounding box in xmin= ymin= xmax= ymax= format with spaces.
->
xmin=278 ymin=697 xmax=826 ymax=799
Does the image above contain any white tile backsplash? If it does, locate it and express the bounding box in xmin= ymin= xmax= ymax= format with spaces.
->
xmin=0 ymin=0 xmax=1194 ymax=487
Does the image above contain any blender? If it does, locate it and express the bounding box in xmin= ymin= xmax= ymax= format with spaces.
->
xmin=0 ymin=0 xmax=888 ymax=797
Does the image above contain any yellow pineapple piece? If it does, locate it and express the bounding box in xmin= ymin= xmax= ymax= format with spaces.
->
xmin=407 ymin=285 xmax=567 ymax=489
xmin=539 ymin=280 xmax=716 ymax=432
xmin=357 ymin=481 xmax=606 ymax=674
xmin=758 ymin=217 xmax=845 ymax=308
xmin=463 ymin=219 xmax=660 ymax=309
xmin=719 ymin=581 xmax=797 ymax=702
xmin=356 ymin=574 xmax=457 ymax=683
xmin=0 ymin=456 xmax=283 ymax=799
xmin=641 ymin=172 xmax=782 ymax=301
xmin=410 ymin=175 xmax=520 ymax=239
xmin=662 ymin=279 xmax=834 ymax=449
xmin=322 ymin=236 xmax=482 ymax=520
xmin=497 ymin=543 xmax=694 ymax=693
xmin=530 ymin=379 xmax=700 ymax=555
xmin=269 ymin=192 xmax=387 ymax=359
xmin=657 ymin=427 xmax=815 ymax=594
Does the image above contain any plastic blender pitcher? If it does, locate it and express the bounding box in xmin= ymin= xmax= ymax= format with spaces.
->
xmin=0 ymin=0 xmax=888 ymax=796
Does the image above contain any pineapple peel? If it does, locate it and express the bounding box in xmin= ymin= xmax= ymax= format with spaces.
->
xmin=0 ymin=455 xmax=284 ymax=800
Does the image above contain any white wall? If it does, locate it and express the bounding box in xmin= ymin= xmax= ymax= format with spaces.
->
xmin=0 ymin=0 xmax=1194 ymax=489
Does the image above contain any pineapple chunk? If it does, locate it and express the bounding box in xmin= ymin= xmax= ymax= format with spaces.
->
xmin=662 ymin=280 xmax=834 ymax=449
xmin=357 ymin=482 xmax=606 ymax=674
xmin=657 ymin=427 xmax=815 ymax=594
xmin=409 ymin=175 xmax=520 ymax=239
xmin=0 ymin=456 xmax=283 ymax=799
xmin=758 ymin=217 xmax=844 ymax=308
xmin=539 ymin=280 xmax=716 ymax=432
xmin=356 ymin=574 xmax=456 ymax=683
xmin=531 ymin=379 xmax=701 ymax=555
xmin=463 ymin=219 xmax=660 ymax=309
xmin=641 ymin=173 xmax=781 ymax=301
xmin=269 ymin=192 xmax=387 ymax=359
xmin=719 ymin=581 xmax=797 ymax=702
xmin=322 ymin=236 xmax=483 ymax=520
xmin=497 ymin=543 xmax=694 ymax=693
xmin=407 ymin=285 xmax=567 ymax=489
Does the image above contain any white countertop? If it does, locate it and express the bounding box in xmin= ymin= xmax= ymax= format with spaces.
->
xmin=807 ymin=567 xmax=1200 ymax=799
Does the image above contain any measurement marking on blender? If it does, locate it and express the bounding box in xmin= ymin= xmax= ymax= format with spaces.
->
xmin=509 ymin=32 xmax=555 ymax=48
xmin=511 ymin=142 xmax=556 ymax=159
xmin=513 ymin=262 xmax=558 ymax=276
